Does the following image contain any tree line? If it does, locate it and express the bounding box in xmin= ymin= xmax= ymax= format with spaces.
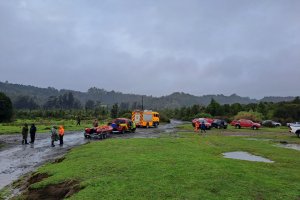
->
xmin=1 ymin=91 xmax=299 ymax=124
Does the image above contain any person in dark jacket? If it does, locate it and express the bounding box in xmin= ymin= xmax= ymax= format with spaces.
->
xmin=29 ymin=124 xmax=37 ymax=144
xmin=22 ymin=123 xmax=29 ymax=144
xmin=76 ymin=116 xmax=81 ymax=126
xmin=51 ymin=126 xmax=58 ymax=147
xmin=200 ymin=121 xmax=206 ymax=133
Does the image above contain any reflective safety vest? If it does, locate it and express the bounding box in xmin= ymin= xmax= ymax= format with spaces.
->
xmin=59 ymin=126 xmax=65 ymax=136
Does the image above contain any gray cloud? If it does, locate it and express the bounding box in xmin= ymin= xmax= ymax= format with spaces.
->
xmin=0 ymin=0 xmax=299 ymax=98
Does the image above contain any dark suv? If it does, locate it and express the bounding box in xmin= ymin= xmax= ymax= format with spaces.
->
xmin=211 ymin=119 xmax=228 ymax=129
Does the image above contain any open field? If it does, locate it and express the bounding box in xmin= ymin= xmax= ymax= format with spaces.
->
xmin=0 ymin=119 xmax=109 ymax=135
xmin=7 ymin=122 xmax=300 ymax=200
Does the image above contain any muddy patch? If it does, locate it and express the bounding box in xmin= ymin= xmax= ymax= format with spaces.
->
xmin=24 ymin=180 xmax=81 ymax=200
xmin=277 ymin=143 xmax=300 ymax=151
xmin=27 ymin=173 xmax=50 ymax=185
xmin=223 ymin=151 xmax=274 ymax=163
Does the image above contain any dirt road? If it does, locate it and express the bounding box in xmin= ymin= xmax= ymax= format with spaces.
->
xmin=0 ymin=120 xmax=183 ymax=190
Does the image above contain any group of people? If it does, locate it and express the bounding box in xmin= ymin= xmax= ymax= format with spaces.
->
xmin=194 ymin=121 xmax=207 ymax=133
xmin=21 ymin=123 xmax=37 ymax=144
xmin=50 ymin=125 xmax=65 ymax=147
xmin=21 ymin=123 xmax=65 ymax=147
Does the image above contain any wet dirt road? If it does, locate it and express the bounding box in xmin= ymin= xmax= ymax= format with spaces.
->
xmin=0 ymin=120 xmax=183 ymax=190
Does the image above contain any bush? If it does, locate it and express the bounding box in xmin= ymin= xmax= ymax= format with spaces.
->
xmin=234 ymin=111 xmax=263 ymax=122
xmin=159 ymin=112 xmax=170 ymax=123
xmin=193 ymin=113 xmax=213 ymax=119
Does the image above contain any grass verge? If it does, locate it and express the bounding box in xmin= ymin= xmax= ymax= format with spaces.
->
xmin=21 ymin=131 xmax=300 ymax=200
xmin=0 ymin=119 xmax=107 ymax=135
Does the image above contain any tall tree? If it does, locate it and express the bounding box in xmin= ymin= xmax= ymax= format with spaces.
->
xmin=13 ymin=95 xmax=39 ymax=110
xmin=85 ymin=100 xmax=95 ymax=110
xmin=0 ymin=92 xmax=13 ymax=122
xmin=206 ymin=98 xmax=223 ymax=116
xmin=111 ymin=103 xmax=119 ymax=118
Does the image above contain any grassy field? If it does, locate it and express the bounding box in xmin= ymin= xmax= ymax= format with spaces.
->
xmin=0 ymin=119 xmax=108 ymax=135
xmin=15 ymin=128 xmax=300 ymax=199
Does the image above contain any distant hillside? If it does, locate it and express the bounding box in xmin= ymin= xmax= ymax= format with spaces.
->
xmin=0 ymin=81 xmax=295 ymax=109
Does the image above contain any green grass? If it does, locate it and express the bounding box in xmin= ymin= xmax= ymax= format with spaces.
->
xmin=29 ymin=131 xmax=300 ymax=199
xmin=178 ymin=123 xmax=289 ymax=133
xmin=0 ymin=119 xmax=107 ymax=135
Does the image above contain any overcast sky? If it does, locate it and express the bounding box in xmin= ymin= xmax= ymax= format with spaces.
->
xmin=0 ymin=0 xmax=299 ymax=98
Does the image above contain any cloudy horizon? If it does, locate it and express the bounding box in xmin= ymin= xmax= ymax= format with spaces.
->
xmin=0 ymin=0 xmax=299 ymax=99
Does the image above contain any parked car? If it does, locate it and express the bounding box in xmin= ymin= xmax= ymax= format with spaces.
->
xmin=287 ymin=122 xmax=300 ymax=127
xmin=230 ymin=119 xmax=261 ymax=130
xmin=211 ymin=119 xmax=228 ymax=129
xmin=289 ymin=125 xmax=300 ymax=138
xmin=192 ymin=118 xmax=211 ymax=129
xmin=262 ymin=120 xmax=281 ymax=127
xmin=110 ymin=118 xmax=136 ymax=134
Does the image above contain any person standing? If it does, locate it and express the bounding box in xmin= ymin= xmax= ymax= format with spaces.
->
xmin=76 ymin=116 xmax=81 ymax=126
xmin=93 ymin=119 xmax=99 ymax=127
xmin=58 ymin=125 xmax=65 ymax=145
xmin=22 ymin=123 xmax=29 ymax=144
xmin=51 ymin=126 xmax=58 ymax=147
xmin=194 ymin=121 xmax=200 ymax=133
xmin=29 ymin=124 xmax=37 ymax=144
xmin=200 ymin=121 xmax=206 ymax=133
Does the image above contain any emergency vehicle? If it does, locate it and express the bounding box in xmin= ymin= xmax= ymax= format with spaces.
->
xmin=132 ymin=110 xmax=160 ymax=128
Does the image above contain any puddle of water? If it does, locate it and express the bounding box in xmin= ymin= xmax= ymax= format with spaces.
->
xmin=277 ymin=143 xmax=300 ymax=151
xmin=223 ymin=151 xmax=274 ymax=163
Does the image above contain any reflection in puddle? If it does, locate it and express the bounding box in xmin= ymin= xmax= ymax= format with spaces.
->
xmin=277 ymin=144 xmax=300 ymax=151
xmin=223 ymin=151 xmax=274 ymax=163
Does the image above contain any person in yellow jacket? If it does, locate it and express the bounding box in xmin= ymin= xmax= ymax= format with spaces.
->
xmin=58 ymin=125 xmax=65 ymax=145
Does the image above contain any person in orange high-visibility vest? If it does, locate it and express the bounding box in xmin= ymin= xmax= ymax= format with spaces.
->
xmin=58 ymin=125 xmax=65 ymax=145
xmin=194 ymin=121 xmax=200 ymax=133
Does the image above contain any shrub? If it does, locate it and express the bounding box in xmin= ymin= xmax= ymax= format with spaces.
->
xmin=234 ymin=111 xmax=263 ymax=122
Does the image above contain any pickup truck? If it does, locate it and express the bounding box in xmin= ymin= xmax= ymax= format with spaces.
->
xmin=289 ymin=125 xmax=300 ymax=138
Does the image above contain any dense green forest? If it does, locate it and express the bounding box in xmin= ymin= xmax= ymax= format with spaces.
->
xmin=1 ymin=81 xmax=299 ymax=124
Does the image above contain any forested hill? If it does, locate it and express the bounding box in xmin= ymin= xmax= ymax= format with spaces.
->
xmin=0 ymin=81 xmax=295 ymax=109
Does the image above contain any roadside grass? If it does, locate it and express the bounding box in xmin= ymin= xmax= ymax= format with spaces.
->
xmin=28 ymin=132 xmax=300 ymax=199
xmin=178 ymin=123 xmax=300 ymax=144
xmin=178 ymin=123 xmax=289 ymax=133
xmin=0 ymin=119 xmax=109 ymax=135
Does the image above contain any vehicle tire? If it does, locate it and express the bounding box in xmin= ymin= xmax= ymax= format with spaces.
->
xmin=122 ymin=129 xmax=125 ymax=134
xmin=154 ymin=123 xmax=158 ymax=128
xmin=296 ymin=131 xmax=300 ymax=138
xmin=131 ymin=128 xmax=136 ymax=133
xmin=235 ymin=125 xmax=241 ymax=129
xmin=252 ymin=126 xmax=257 ymax=130
xmin=217 ymin=125 xmax=220 ymax=129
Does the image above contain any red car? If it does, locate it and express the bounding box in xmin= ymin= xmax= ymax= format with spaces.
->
xmin=230 ymin=119 xmax=261 ymax=130
xmin=110 ymin=118 xmax=136 ymax=134
xmin=192 ymin=118 xmax=212 ymax=129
